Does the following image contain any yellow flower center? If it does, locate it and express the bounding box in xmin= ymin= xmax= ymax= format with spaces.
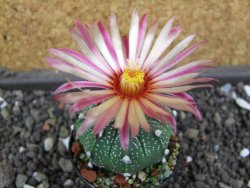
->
xmin=120 ymin=68 xmax=145 ymax=97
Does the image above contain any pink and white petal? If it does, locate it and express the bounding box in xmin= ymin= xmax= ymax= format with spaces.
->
xmin=135 ymin=14 xmax=148 ymax=59
xmin=110 ymin=14 xmax=126 ymax=71
xmin=69 ymin=93 xmax=115 ymax=113
xmin=133 ymin=100 xmax=150 ymax=132
xmin=54 ymin=81 xmax=110 ymax=95
xmin=114 ymin=98 xmax=129 ymax=129
xmin=142 ymin=17 xmax=174 ymax=69
xmin=129 ymin=9 xmax=140 ymax=61
xmin=45 ymin=57 xmax=104 ymax=83
xmin=53 ymin=92 xmax=85 ymax=103
xmin=152 ymin=40 xmax=206 ymax=76
xmin=144 ymin=26 xmax=182 ymax=71
xmin=92 ymin=24 xmax=119 ymax=72
xmin=137 ymin=21 xmax=158 ymax=68
xmin=151 ymin=84 xmax=212 ymax=93
xmin=93 ymin=100 xmax=122 ymax=135
xmin=150 ymin=34 xmax=195 ymax=76
xmin=128 ymin=100 xmax=140 ymax=137
xmin=152 ymin=59 xmax=214 ymax=83
xmin=76 ymin=118 xmax=95 ymax=137
xmin=122 ymin=35 xmax=129 ymax=59
xmin=70 ymin=26 xmax=112 ymax=75
xmin=119 ymin=115 xmax=129 ymax=150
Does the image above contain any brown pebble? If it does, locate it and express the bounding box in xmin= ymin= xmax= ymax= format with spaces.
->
xmin=170 ymin=135 xmax=179 ymax=142
xmin=81 ymin=169 xmax=97 ymax=182
xmin=58 ymin=103 xmax=65 ymax=110
xmin=123 ymin=183 xmax=131 ymax=188
xmin=42 ymin=122 xmax=50 ymax=131
xmin=71 ymin=142 xmax=81 ymax=156
xmin=115 ymin=174 xmax=127 ymax=185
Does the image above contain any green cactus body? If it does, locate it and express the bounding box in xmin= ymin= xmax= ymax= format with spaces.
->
xmin=75 ymin=117 xmax=173 ymax=174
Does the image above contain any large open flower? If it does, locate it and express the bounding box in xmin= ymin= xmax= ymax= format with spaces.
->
xmin=46 ymin=10 xmax=215 ymax=150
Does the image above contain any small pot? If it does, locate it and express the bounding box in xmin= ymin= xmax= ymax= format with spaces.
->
xmin=69 ymin=130 xmax=180 ymax=188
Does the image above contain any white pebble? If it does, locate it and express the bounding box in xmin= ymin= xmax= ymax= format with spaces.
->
xmin=19 ymin=146 xmax=26 ymax=153
xmin=220 ymin=83 xmax=232 ymax=93
xmin=244 ymin=85 xmax=250 ymax=97
xmin=59 ymin=137 xmax=70 ymax=150
xmin=78 ymin=113 xmax=84 ymax=119
xmin=186 ymin=156 xmax=193 ymax=163
xmin=23 ymin=184 xmax=35 ymax=188
xmin=164 ymin=149 xmax=170 ymax=155
xmin=121 ymin=155 xmax=131 ymax=164
xmin=162 ymin=157 xmax=167 ymax=163
xmin=123 ymin=173 xmax=131 ymax=177
xmin=172 ymin=110 xmax=178 ymax=117
xmin=155 ymin=129 xmax=162 ymax=137
xmin=0 ymin=101 xmax=7 ymax=109
xmin=240 ymin=148 xmax=250 ymax=158
xmin=138 ymin=171 xmax=146 ymax=182
xmin=14 ymin=101 xmax=19 ymax=106
xmin=236 ymin=98 xmax=250 ymax=111
xmin=231 ymin=91 xmax=237 ymax=99
xmin=87 ymin=162 xmax=93 ymax=168
xmin=214 ymin=144 xmax=220 ymax=152
xmin=70 ymin=124 xmax=74 ymax=131
xmin=99 ymin=131 xmax=103 ymax=137
xmin=44 ymin=137 xmax=54 ymax=151
xmin=86 ymin=151 xmax=91 ymax=158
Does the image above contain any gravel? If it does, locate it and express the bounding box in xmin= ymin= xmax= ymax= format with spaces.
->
xmin=0 ymin=82 xmax=249 ymax=187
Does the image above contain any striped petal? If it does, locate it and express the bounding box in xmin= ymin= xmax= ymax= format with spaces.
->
xmin=133 ymin=100 xmax=150 ymax=132
xmin=128 ymin=99 xmax=140 ymax=137
xmin=129 ymin=9 xmax=140 ymax=60
xmin=119 ymin=114 xmax=129 ymax=150
xmin=114 ymin=98 xmax=129 ymax=129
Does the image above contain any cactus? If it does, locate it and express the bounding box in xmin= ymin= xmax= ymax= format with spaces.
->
xmin=75 ymin=116 xmax=173 ymax=174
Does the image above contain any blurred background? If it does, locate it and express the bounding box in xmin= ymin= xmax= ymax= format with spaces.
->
xmin=0 ymin=0 xmax=249 ymax=71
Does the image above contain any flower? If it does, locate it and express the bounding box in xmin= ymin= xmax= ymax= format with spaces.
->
xmin=46 ymin=9 xmax=215 ymax=150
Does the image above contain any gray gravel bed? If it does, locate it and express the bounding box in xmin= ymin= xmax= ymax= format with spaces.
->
xmin=0 ymin=82 xmax=249 ymax=188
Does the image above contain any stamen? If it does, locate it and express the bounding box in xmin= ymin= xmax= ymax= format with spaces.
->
xmin=120 ymin=68 xmax=145 ymax=97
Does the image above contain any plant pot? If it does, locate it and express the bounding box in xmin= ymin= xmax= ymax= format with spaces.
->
xmin=69 ymin=119 xmax=180 ymax=188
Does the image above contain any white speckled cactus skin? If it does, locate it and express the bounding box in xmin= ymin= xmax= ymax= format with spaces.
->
xmin=76 ymin=117 xmax=173 ymax=174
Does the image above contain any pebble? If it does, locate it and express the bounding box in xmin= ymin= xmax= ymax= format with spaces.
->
xmin=164 ymin=149 xmax=170 ymax=155
xmin=186 ymin=156 xmax=193 ymax=163
xmin=213 ymin=112 xmax=222 ymax=125
xmin=13 ymin=104 xmax=21 ymax=115
xmin=1 ymin=108 xmax=10 ymax=120
xmin=16 ymin=174 xmax=28 ymax=188
xmin=121 ymin=155 xmax=131 ymax=164
xmin=224 ymin=117 xmax=235 ymax=127
xmin=24 ymin=184 xmax=36 ymax=188
xmin=58 ymin=158 xmax=73 ymax=172
xmin=240 ymin=148 xmax=250 ymax=158
xmin=138 ymin=171 xmax=146 ymax=182
xmin=220 ymin=83 xmax=232 ymax=93
xmin=185 ymin=128 xmax=199 ymax=139
xmin=0 ymin=162 xmax=15 ymax=188
xmin=33 ymin=172 xmax=47 ymax=182
xmin=236 ymin=98 xmax=250 ymax=111
xmin=25 ymin=116 xmax=35 ymax=130
xmin=155 ymin=129 xmax=162 ymax=137
xmin=44 ymin=137 xmax=55 ymax=152
xmin=59 ymin=126 xmax=69 ymax=138
xmin=60 ymin=137 xmax=70 ymax=150
xmin=63 ymin=179 xmax=74 ymax=187
xmin=244 ymin=85 xmax=250 ymax=96
xmin=218 ymin=182 xmax=232 ymax=188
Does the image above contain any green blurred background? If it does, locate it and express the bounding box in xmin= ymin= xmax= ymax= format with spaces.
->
xmin=0 ymin=0 xmax=249 ymax=71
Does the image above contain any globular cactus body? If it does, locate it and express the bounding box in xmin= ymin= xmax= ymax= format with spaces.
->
xmin=76 ymin=117 xmax=173 ymax=174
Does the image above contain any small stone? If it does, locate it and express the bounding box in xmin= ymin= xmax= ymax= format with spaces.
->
xmin=240 ymin=148 xmax=250 ymax=158
xmin=115 ymin=175 xmax=127 ymax=185
xmin=186 ymin=156 xmax=193 ymax=163
xmin=224 ymin=117 xmax=235 ymax=127
xmin=164 ymin=149 xmax=170 ymax=155
xmin=58 ymin=158 xmax=73 ymax=172
xmin=185 ymin=128 xmax=199 ymax=139
xmin=87 ymin=162 xmax=93 ymax=168
xmin=59 ymin=126 xmax=69 ymax=138
xmin=71 ymin=141 xmax=81 ymax=156
xmin=25 ymin=117 xmax=35 ymax=130
xmin=121 ymin=155 xmax=131 ymax=164
xmin=214 ymin=144 xmax=220 ymax=152
xmin=123 ymin=173 xmax=131 ymax=177
xmin=172 ymin=110 xmax=177 ymax=117
xmin=231 ymin=91 xmax=237 ymax=99
xmin=1 ymin=108 xmax=10 ymax=120
xmin=0 ymin=162 xmax=15 ymax=188
xmin=138 ymin=171 xmax=146 ymax=182
xmin=180 ymin=111 xmax=186 ymax=121
xmin=63 ymin=179 xmax=74 ymax=187
xmin=244 ymin=85 xmax=250 ymax=96
xmin=44 ymin=137 xmax=55 ymax=151
xmin=213 ymin=112 xmax=222 ymax=125
xmin=80 ymin=169 xmax=97 ymax=182
xmin=37 ymin=181 xmax=49 ymax=188
xmin=19 ymin=146 xmax=26 ymax=153
xmin=33 ymin=172 xmax=47 ymax=182
xmin=60 ymin=137 xmax=70 ymax=150
xmin=155 ymin=129 xmax=162 ymax=137
xmin=218 ymin=182 xmax=231 ymax=188
xmin=16 ymin=174 xmax=28 ymax=188
xmin=220 ymin=83 xmax=232 ymax=93
xmin=236 ymin=98 xmax=250 ymax=111
xmin=23 ymin=185 xmax=35 ymax=188
xmin=42 ymin=122 xmax=50 ymax=131
xmin=13 ymin=104 xmax=21 ymax=115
